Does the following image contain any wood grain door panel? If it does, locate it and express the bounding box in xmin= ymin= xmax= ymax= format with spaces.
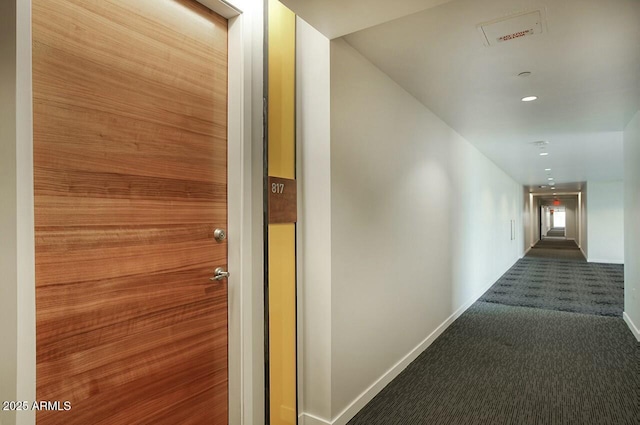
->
xmin=33 ymin=0 xmax=228 ymax=423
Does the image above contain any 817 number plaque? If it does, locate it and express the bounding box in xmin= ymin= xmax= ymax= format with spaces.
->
xmin=268 ymin=176 xmax=297 ymax=224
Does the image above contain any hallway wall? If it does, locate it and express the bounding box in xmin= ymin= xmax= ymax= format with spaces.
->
xmin=320 ymin=38 xmax=523 ymax=423
xmin=523 ymin=190 xmax=532 ymax=253
xmin=297 ymin=17 xmax=333 ymax=422
xmin=563 ymin=198 xmax=578 ymax=240
xmin=587 ymin=181 xmax=624 ymax=263
xmin=580 ymin=188 xmax=588 ymax=256
xmin=542 ymin=206 xmax=551 ymax=237
xmin=533 ymin=198 xmax=541 ymax=245
xmin=624 ymin=110 xmax=640 ymax=339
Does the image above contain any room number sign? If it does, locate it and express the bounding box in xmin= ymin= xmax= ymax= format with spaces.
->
xmin=268 ymin=176 xmax=297 ymax=223
xmin=272 ymin=182 xmax=285 ymax=194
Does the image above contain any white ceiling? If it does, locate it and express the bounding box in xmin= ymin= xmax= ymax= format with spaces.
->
xmin=280 ymin=0 xmax=457 ymax=39
xmin=285 ymin=0 xmax=640 ymax=192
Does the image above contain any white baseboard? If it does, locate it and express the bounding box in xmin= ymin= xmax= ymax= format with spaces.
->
xmin=308 ymin=276 xmax=499 ymax=425
xmin=522 ymin=246 xmax=532 ymax=258
xmin=587 ymin=258 xmax=624 ymax=264
xmin=299 ymin=413 xmax=331 ymax=425
xmin=623 ymin=312 xmax=640 ymax=341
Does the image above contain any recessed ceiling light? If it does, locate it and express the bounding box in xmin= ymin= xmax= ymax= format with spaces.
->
xmin=553 ymin=193 xmax=557 ymax=195
xmin=551 ymin=187 xmax=556 ymax=189
xmin=545 ymin=168 xmax=551 ymax=171
xmin=522 ymin=96 xmax=538 ymax=102
xmin=548 ymin=177 xmax=554 ymax=180
xmin=539 ymin=152 xmax=549 ymax=156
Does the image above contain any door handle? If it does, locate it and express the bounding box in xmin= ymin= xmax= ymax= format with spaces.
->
xmin=210 ymin=267 xmax=230 ymax=281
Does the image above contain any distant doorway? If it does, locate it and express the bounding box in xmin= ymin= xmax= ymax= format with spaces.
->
xmin=542 ymin=206 xmax=566 ymax=239
xmin=554 ymin=209 xmax=566 ymax=228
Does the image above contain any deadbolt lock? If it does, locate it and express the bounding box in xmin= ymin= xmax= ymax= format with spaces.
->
xmin=213 ymin=228 xmax=226 ymax=242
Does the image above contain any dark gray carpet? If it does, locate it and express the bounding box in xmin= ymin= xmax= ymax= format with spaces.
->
xmin=526 ymin=240 xmax=586 ymax=261
xmin=546 ymin=227 xmax=565 ymax=237
xmin=479 ymin=257 xmax=623 ymax=317
xmin=534 ymin=239 xmax=581 ymax=250
xmin=347 ymin=302 xmax=639 ymax=425
xmin=525 ymin=248 xmax=586 ymax=261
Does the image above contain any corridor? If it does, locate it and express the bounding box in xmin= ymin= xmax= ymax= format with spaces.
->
xmin=348 ymin=250 xmax=637 ymax=424
xmin=2 ymin=1 xmax=638 ymax=424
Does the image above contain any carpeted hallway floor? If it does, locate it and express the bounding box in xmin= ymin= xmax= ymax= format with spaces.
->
xmin=479 ymin=259 xmax=623 ymax=317
xmin=526 ymin=239 xmax=587 ymax=261
xmin=347 ymin=245 xmax=638 ymax=425
xmin=347 ymin=303 xmax=639 ymax=425
xmin=546 ymin=227 xmax=566 ymax=237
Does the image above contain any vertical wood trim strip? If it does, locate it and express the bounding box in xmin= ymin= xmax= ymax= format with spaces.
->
xmin=266 ymin=0 xmax=297 ymax=424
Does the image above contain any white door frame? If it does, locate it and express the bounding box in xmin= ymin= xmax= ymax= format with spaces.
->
xmin=196 ymin=2 xmax=246 ymax=423
xmin=196 ymin=1 xmax=265 ymax=424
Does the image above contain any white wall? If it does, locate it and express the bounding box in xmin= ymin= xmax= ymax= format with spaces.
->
xmin=296 ymin=17 xmax=333 ymax=422
xmin=623 ymin=111 xmax=640 ymax=339
xmin=587 ymin=181 xmax=624 ymax=263
xmin=320 ymin=38 xmax=523 ymax=424
xmin=577 ymin=192 xmax=581 ymax=246
xmin=523 ymin=191 xmax=532 ymax=253
xmin=563 ymin=198 xmax=578 ymax=240
xmin=562 ymin=196 xmax=578 ymax=243
xmin=542 ymin=206 xmax=551 ymax=236
xmin=533 ymin=198 xmax=541 ymax=245
xmin=579 ymin=188 xmax=588 ymax=256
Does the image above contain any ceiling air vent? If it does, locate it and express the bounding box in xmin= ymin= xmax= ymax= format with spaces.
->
xmin=478 ymin=10 xmax=546 ymax=47
xmin=530 ymin=140 xmax=549 ymax=147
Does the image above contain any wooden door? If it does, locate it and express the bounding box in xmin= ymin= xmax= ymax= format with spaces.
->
xmin=33 ymin=0 xmax=228 ymax=424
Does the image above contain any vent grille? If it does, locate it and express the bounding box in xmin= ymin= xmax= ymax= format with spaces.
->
xmin=478 ymin=10 xmax=546 ymax=47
